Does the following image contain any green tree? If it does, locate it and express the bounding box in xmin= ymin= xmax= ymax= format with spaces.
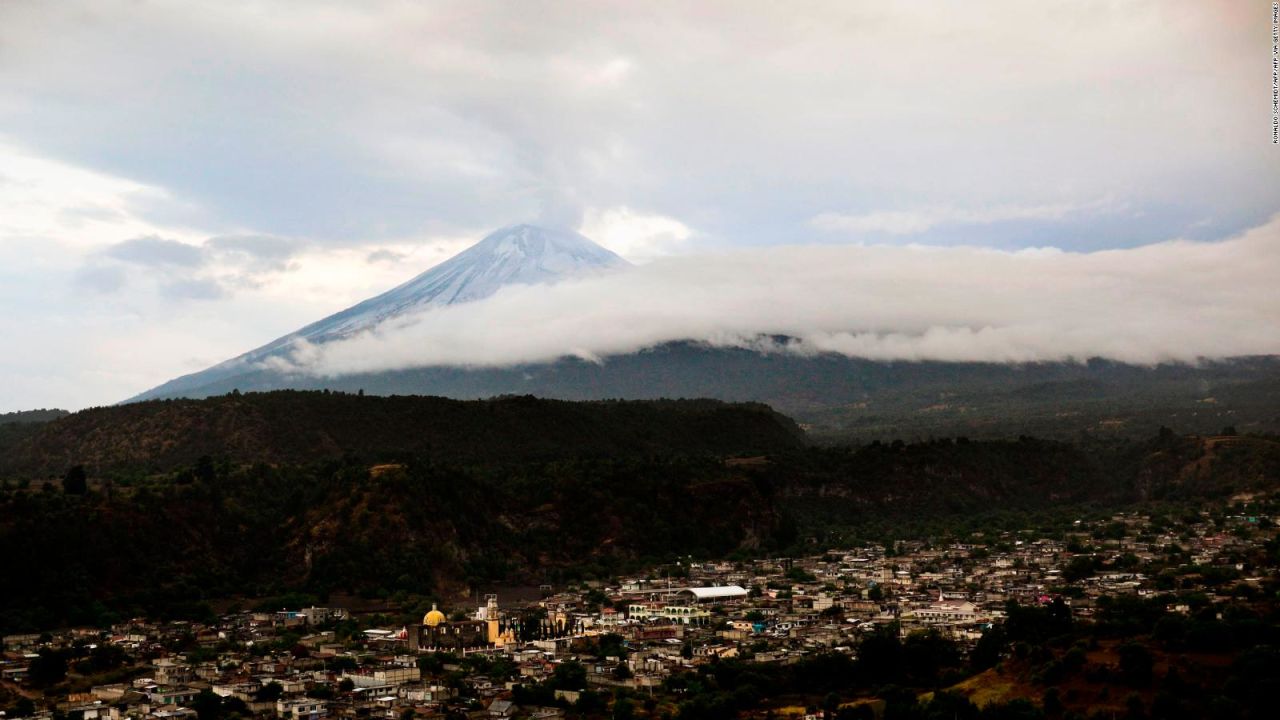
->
xmin=613 ymin=695 xmax=635 ymax=720
xmin=1124 ymin=694 xmax=1145 ymax=720
xmin=1062 ymin=556 xmax=1096 ymax=583
xmin=835 ymin=706 xmax=874 ymax=720
xmin=576 ymin=690 xmax=606 ymax=714
xmin=971 ymin=625 xmax=1007 ymax=671
xmin=597 ymin=633 xmax=629 ymax=660
xmin=255 ymin=681 xmax=284 ymax=702
xmin=62 ymin=466 xmax=87 ymax=495
xmin=1118 ymin=643 xmax=1153 ymax=687
xmin=28 ymin=647 xmax=68 ymax=687
xmin=904 ymin=629 xmax=959 ymax=686
xmin=922 ymin=691 xmax=978 ymax=720
xmin=552 ymin=661 xmax=587 ymax=691
xmin=1040 ymin=688 xmax=1062 ymax=717
xmin=822 ymin=692 xmax=841 ymax=720
xmin=857 ymin=623 xmax=905 ymax=685
xmin=979 ymin=698 xmax=1042 ymax=720
xmin=223 ymin=697 xmax=248 ymax=716
xmin=191 ymin=689 xmax=226 ymax=720
xmin=87 ymin=643 xmax=127 ymax=672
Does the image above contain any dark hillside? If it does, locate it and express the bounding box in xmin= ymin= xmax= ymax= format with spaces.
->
xmin=0 ymin=391 xmax=803 ymax=478
xmin=0 ymin=409 xmax=69 ymax=425
xmin=128 ymin=342 xmax=1280 ymax=441
xmin=775 ymin=437 xmax=1117 ymax=525
xmin=0 ymin=455 xmax=785 ymax=632
xmin=0 ymin=410 xmax=67 ymax=469
xmin=1 ymin=391 xmax=1278 ymax=634
xmin=775 ymin=432 xmax=1280 ymax=538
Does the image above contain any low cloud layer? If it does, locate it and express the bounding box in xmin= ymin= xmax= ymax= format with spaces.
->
xmin=78 ymin=234 xmax=305 ymax=299
xmin=270 ymin=218 xmax=1280 ymax=378
xmin=104 ymin=236 xmax=204 ymax=266
xmin=810 ymin=200 xmax=1119 ymax=237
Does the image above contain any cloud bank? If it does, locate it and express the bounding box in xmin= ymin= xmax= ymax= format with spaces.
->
xmin=1 ymin=1 xmax=1274 ymax=249
xmin=810 ymin=200 xmax=1118 ymax=236
xmin=270 ymin=218 xmax=1280 ymax=378
xmin=77 ymin=234 xmax=307 ymax=300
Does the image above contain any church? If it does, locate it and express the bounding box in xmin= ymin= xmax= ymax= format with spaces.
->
xmin=405 ymin=596 xmax=518 ymax=652
xmin=404 ymin=596 xmax=581 ymax=652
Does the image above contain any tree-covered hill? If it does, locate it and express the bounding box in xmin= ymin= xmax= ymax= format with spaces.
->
xmin=0 ymin=391 xmax=804 ymax=478
xmin=0 ymin=408 xmax=69 ymax=425
xmin=126 ymin=341 xmax=1280 ymax=442
xmin=773 ymin=431 xmax=1280 ymax=539
xmin=0 ymin=391 xmax=1278 ymax=633
xmin=0 ymin=454 xmax=788 ymax=632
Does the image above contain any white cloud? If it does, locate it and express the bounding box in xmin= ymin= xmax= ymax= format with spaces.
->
xmin=579 ymin=206 xmax=693 ymax=262
xmin=104 ymin=236 xmax=205 ymax=266
xmin=366 ymin=249 xmax=406 ymax=264
xmin=811 ymin=201 xmax=1109 ymax=236
xmin=72 ymin=264 xmax=127 ymax=294
xmin=270 ymin=216 xmax=1280 ymax=378
xmin=0 ymin=142 xmax=202 ymax=250
xmin=0 ymin=142 xmax=491 ymax=411
xmin=0 ymin=1 xmax=1272 ymax=246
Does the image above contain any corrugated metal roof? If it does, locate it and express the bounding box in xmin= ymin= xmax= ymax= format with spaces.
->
xmin=681 ymin=585 xmax=748 ymax=600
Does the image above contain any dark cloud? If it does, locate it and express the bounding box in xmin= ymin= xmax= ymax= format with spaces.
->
xmin=103 ymin=236 xmax=203 ymax=267
xmin=205 ymin=234 xmax=304 ymax=272
xmin=79 ymin=233 xmax=304 ymax=301
xmin=206 ymin=234 xmax=300 ymax=259
xmin=0 ymin=1 xmax=1272 ymax=248
xmin=73 ymin=264 xmax=128 ymax=294
xmin=366 ymin=248 xmax=407 ymax=264
xmin=160 ymin=277 xmax=226 ymax=301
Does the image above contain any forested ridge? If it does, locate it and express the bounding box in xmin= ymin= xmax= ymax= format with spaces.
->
xmin=0 ymin=408 xmax=68 ymax=425
xmin=0 ymin=391 xmax=803 ymax=477
xmin=0 ymin=393 xmax=1278 ymax=633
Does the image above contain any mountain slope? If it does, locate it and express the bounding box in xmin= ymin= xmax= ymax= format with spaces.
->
xmin=0 ymin=409 xmax=69 ymax=425
xmin=293 ymin=223 xmax=626 ymax=339
xmin=126 ymin=224 xmax=1280 ymax=441
xmin=130 ymin=224 xmax=627 ymax=402
xmin=126 ymin=340 xmax=1280 ymax=441
xmin=1 ymin=392 xmax=802 ymax=476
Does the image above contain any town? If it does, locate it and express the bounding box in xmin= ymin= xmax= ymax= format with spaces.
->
xmin=4 ymin=502 xmax=1276 ymax=720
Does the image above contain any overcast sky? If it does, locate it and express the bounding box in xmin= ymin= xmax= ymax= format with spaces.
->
xmin=1 ymin=0 xmax=1277 ymax=412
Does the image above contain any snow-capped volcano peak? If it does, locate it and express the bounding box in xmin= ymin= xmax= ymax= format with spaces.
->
xmin=474 ymin=223 xmax=617 ymax=260
xmin=126 ymin=224 xmax=628 ymax=401
xmin=432 ymin=223 xmax=629 ymax=303
xmin=290 ymin=224 xmax=628 ymax=343
xmin=319 ymin=224 xmax=627 ymax=332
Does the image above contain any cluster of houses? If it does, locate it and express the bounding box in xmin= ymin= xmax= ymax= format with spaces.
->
xmin=2 ymin=505 xmax=1271 ymax=720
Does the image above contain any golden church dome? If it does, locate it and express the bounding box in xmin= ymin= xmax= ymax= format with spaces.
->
xmin=423 ymin=604 xmax=446 ymax=627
